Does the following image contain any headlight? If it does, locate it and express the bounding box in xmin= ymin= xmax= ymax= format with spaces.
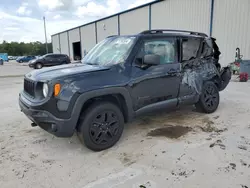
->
xmin=42 ymin=83 xmax=49 ymax=97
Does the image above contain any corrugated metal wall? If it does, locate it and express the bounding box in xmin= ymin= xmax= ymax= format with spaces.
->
xmin=97 ymin=16 xmax=118 ymax=42
xmin=68 ymin=28 xmax=80 ymax=59
xmin=80 ymin=24 xmax=96 ymax=56
xmin=212 ymin=0 xmax=250 ymax=66
xmin=59 ymin=32 xmax=69 ymax=56
xmin=151 ymin=0 xmax=210 ymax=34
xmin=120 ymin=6 xmax=149 ymax=35
xmin=52 ymin=34 xmax=60 ymax=53
xmin=51 ymin=0 xmax=250 ymax=67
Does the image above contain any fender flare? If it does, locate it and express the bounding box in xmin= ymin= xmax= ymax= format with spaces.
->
xmin=69 ymin=87 xmax=135 ymax=128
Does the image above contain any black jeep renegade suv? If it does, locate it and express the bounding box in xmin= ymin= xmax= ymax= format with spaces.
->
xmin=19 ymin=30 xmax=231 ymax=151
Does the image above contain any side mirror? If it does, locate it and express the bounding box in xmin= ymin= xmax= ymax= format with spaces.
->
xmin=143 ymin=54 xmax=161 ymax=65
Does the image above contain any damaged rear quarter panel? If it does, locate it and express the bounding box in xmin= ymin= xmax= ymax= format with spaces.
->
xmin=181 ymin=58 xmax=221 ymax=94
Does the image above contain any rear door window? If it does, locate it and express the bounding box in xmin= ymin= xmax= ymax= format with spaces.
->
xmin=182 ymin=38 xmax=201 ymax=61
xmin=136 ymin=38 xmax=177 ymax=65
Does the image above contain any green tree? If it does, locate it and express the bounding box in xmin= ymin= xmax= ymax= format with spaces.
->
xmin=0 ymin=41 xmax=53 ymax=56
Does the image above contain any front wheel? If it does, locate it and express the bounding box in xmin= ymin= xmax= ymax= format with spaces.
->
xmin=77 ymin=102 xmax=124 ymax=151
xmin=35 ymin=63 xmax=42 ymax=69
xmin=195 ymin=81 xmax=220 ymax=113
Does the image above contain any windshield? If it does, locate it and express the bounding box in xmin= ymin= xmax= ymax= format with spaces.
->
xmin=81 ymin=36 xmax=135 ymax=66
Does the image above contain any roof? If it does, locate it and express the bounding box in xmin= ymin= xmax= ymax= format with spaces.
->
xmin=51 ymin=0 xmax=164 ymax=37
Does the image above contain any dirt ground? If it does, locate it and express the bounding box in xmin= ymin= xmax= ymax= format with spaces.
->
xmin=0 ymin=63 xmax=250 ymax=188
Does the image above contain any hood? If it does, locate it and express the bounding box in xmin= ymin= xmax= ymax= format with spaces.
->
xmin=25 ymin=63 xmax=110 ymax=81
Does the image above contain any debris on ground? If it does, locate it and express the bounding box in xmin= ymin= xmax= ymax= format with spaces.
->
xmin=199 ymin=124 xmax=227 ymax=133
xmin=198 ymin=117 xmax=227 ymax=133
xmin=147 ymin=125 xmax=191 ymax=139
xmin=238 ymin=145 xmax=247 ymax=150
xmin=32 ymin=138 xmax=47 ymax=144
xmin=171 ymin=169 xmax=195 ymax=178
xmin=177 ymin=154 xmax=186 ymax=161
xmin=42 ymin=159 xmax=55 ymax=165
xmin=240 ymin=159 xmax=247 ymax=166
xmin=138 ymin=181 xmax=153 ymax=188
xmin=217 ymin=163 xmax=237 ymax=173
xmin=213 ymin=116 xmax=220 ymax=119
xmin=241 ymin=185 xmax=248 ymax=188
xmin=229 ymin=163 xmax=236 ymax=170
xmin=119 ymin=152 xmax=136 ymax=166
xmin=209 ymin=140 xmax=226 ymax=150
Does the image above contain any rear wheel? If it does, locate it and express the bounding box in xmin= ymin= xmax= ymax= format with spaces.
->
xmin=77 ymin=102 xmax=124 ymax=151
xmin=35 ymin=63 xmax=42 ymax=69
xmin=195 ymin=81 xmax=220 ymax=113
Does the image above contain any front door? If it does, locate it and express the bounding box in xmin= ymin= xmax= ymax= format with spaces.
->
xmin=44 ymin=55 xmax=54 ymax=66
xmin=130 ymin=37 xmax=181 ymax=110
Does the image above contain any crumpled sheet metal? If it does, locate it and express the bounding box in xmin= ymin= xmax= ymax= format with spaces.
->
xmin=182 ymin=59 xmax=219 ymax=94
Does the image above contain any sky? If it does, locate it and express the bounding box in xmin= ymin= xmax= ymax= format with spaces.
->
xmin=0 ymin=0 xmax=155 ymax=43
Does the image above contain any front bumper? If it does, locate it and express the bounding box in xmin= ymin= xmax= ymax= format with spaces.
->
xmin=19 ymin=93 xmax=75 ymax=137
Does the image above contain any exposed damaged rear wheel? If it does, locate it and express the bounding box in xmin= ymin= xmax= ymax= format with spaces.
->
xmin=195 ymin=81 xmax=219 ymax=113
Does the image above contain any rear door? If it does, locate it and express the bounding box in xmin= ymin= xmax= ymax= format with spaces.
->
xmin=130 ymin=36 xmax=181 ymax=110
xmin=52 ymin=54 xmax=67 ymax=65
xmin=52 ymin=55 xmax=63 ymax=65
xmin=179 ymin=37 xmax=202 ymax=101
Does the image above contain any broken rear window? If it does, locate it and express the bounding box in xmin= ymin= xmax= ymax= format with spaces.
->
xmin=201 ymin=40 xmax=213 ymax=58
xmin=182 ymin=38 xmax=201 ymax=61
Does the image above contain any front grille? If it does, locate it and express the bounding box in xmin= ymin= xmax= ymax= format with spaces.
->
xmin=24 ymin=78 xmax=35 ymax=97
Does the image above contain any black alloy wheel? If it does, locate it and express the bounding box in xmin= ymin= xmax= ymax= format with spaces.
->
xmin=195 ymin=81 xmax=220 ymax=113
xmin=77 ymin=102 xmax=124 ymax=151
xmin=89 ymin=111 xmax=119 ymax=145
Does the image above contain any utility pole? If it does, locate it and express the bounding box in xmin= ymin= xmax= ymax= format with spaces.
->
xmin=43 ymin=16 xmax=48 ymax=54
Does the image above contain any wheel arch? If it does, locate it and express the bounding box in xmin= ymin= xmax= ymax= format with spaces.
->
xmin=209 ymin=75 xmax=220 ymax=89
xmin=70 ymin=87 xmax=134 ymax=130
xmin=36 ymin=61 xmax=43 ymax=65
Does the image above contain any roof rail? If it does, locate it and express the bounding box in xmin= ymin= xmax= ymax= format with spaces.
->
xmin=140 ymin=29 xmax=208 ymax=37
xmin=107 ymin=35 xmax=118 ymax=38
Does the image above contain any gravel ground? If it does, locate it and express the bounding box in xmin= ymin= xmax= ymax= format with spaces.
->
xmin=0 ymin=64 xmax=250 ymax=188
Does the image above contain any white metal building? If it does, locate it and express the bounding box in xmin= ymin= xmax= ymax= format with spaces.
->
xmin=51 ymin=0 xmax=250 ymax=66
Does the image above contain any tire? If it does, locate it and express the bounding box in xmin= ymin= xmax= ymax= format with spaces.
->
xmin=77 ymin=102 xmax=124 ymax=151
xmin=19 ymin=60 xmax=23 ymax=63
xmin=195 ymin=81 xmax=220 ymax=113
xmin=35 ymin=63 xmax=42 ymax=69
